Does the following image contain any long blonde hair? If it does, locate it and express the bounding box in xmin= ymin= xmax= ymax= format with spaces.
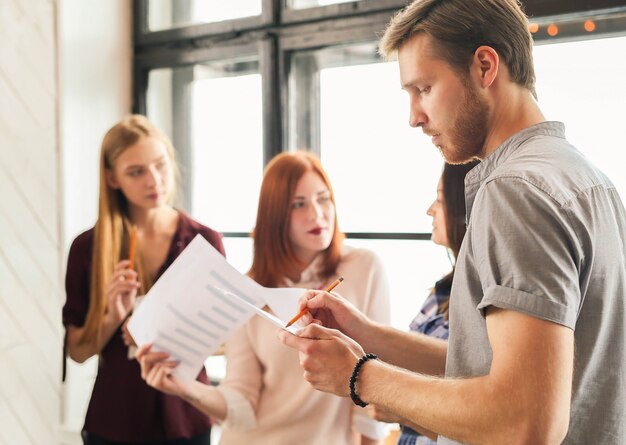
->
xmin=80 ymin=115 xmax=178 ymax=346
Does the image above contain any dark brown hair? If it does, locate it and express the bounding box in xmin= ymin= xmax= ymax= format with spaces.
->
xmin=437 ymin=160 xmax=480 ymax=316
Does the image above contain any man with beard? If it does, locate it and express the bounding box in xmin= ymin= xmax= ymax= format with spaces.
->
xmin=279 ymin=0 xmax=626 ymax=444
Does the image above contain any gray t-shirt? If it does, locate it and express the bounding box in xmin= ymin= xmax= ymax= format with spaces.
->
xmin=440 ymin=122 xmax=626 ymax=444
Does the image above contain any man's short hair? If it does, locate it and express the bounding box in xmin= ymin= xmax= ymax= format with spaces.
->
xmin=379 ymin=0 xmax=536 ymax=97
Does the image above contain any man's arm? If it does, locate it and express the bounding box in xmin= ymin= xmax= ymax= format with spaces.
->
xmin=360 ymin=308 xmax=573 ymax=444
xmin=296 ymin=290 xmax=447 ymax=375
xmin=362 ymin=322 xmax=447 ymax=375
xmin=282 ymin=307 xmax=573 ymax=444
xmin=369 ymin=405 xmax=438 ymax=440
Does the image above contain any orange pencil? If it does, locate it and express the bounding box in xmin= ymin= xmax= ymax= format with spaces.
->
xmin=128 ymin=226 xmax=138 ymax=271
xmin=285 ymin=277 xmax=344 ymax=328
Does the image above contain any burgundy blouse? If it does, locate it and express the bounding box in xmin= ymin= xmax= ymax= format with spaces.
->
xmin=63 ymin=211 xmax=225 ymax=442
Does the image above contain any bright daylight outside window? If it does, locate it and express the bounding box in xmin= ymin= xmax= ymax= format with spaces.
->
xmin=319 ymin=58 xmax=452 ymax=329
xmin=533 ymin=35 xmax=626 ymax=201
xmin=191 ymin=68 xmax=263 ymax=274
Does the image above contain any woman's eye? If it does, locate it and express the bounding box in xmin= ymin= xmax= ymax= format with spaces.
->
xmin=318 ymin=196 xmax=330 ymax=204
xmin=292 ymin=201 xmax=305 ymax=209
xmin=128 ymin=169 xmax=143 ymax=177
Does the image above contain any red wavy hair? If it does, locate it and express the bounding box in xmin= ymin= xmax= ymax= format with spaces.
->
xmin=248 ymin=151 xmax=344 ymax=287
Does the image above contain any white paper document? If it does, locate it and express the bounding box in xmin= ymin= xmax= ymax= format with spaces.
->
xmin=209 ymin=284 xmax=300 ymax=335
xmin=128 ymin=235 xmax=305 ymax=381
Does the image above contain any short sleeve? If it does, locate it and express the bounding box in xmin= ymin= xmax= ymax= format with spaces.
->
xmin=63 ymin=231 xmax=94 ymax=328
xmin=472 ymin=178 xmax=581 ymax=328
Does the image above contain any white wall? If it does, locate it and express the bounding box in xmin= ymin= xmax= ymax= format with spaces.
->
xmin=0 ymin=0 xmax=130 ymax=444
xmin=0 ymin=0 xmax=62 ymax=443
xmin=59 ymin=0 xmax=131 ymax=443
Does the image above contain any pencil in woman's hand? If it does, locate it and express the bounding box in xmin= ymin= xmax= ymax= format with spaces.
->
xmin=128 ymin=226 xmax=138 ymax=271
xmin=284 ymin=277 xmax=344 ymax=328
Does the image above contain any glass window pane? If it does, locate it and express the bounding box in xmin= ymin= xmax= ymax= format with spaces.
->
xmin=346 ymin=239 xmax=452 ymax=330
xmin=221 ymin=237 xmax=254 ymax=275
xmin=191 ymin=65 xmax=263 ymax=233
xmin=289 ymin=43 xmax=443 ymax=233
xmin=148 ymin=0 xmax=261 ymax=31
xmin=533 ymin=35 xmax=626 ymax=202
xmin=146 ymin=58 xmax=263 ymax=236
xmin=287 ymin=0 xmax=359 ymax=9
xmin=321 ymin=61 xmax=443 ymax=233
xmin=146 ymin=68 xmax=174 ymax=138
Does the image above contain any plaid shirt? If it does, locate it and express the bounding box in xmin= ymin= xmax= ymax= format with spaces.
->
xmin=398 ymin=279 xmax=451 ymax=445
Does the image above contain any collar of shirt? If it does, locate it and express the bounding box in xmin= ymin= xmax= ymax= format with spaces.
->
xmin=281 ymin=253 xmax=325 ymax=289
xmin=464 ymin=121 xmax=566 ymax=222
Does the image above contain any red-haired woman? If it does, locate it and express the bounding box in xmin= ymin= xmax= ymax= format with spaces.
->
xmin=137 ymin=151 xmax=391 ymax=445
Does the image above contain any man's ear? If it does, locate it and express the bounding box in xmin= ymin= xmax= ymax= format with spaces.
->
xmin=471 ymin=45 xmax=499 ymax=89
xmin=105 ymin=169 xmax=120 ymax=189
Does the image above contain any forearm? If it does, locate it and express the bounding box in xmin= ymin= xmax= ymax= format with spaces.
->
xmin=66 ymin=314 xmax=124 ymax=363
xmin=361 ymin=321 xmax=447 ymax=375
xmin=358 ymin=359 xmax=565 ymax=444
xmin=357 ymin=361 xmax=503 ymax=443
xmin=180 ymin=381 xmax=228 ymax=422
xmin=400 ymin=419 xmax=437 ymax=441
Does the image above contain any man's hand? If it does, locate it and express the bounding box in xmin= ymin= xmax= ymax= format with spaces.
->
xmin=278 ymin=323 xmax=365 ymax=397
xmin=296 ymin=290 xmax=372 ymax=343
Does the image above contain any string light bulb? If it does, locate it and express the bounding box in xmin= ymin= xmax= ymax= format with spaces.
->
xmin=584 ymin=20 xmax=596 ymax=32
xmin=547 ymin=24 xmax=559 ymax=37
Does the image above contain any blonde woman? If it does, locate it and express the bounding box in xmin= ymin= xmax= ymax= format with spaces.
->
xmin=137 ymin=151 xmax=390 ymax=444
xmin=63 ymin=115 xmax=224 ymax=445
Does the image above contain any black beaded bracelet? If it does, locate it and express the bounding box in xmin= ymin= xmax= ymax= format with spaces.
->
xmin=349 ymin=352 xmax=378 ymax=407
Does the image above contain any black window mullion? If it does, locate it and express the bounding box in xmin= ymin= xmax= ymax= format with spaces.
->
xmin=171 ymin=67 xmax=195 ymax=212
xmin=260 ymin=35 xmax=284 ymax=166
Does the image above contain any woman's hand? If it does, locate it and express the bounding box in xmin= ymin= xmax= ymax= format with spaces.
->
xmin=121 ymin=316 xmax=137 ymax=347
xmin=105 ymin=260 xmax=140 ymax=324
xmin=136 ymin=344 xmax=188 ymax=397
